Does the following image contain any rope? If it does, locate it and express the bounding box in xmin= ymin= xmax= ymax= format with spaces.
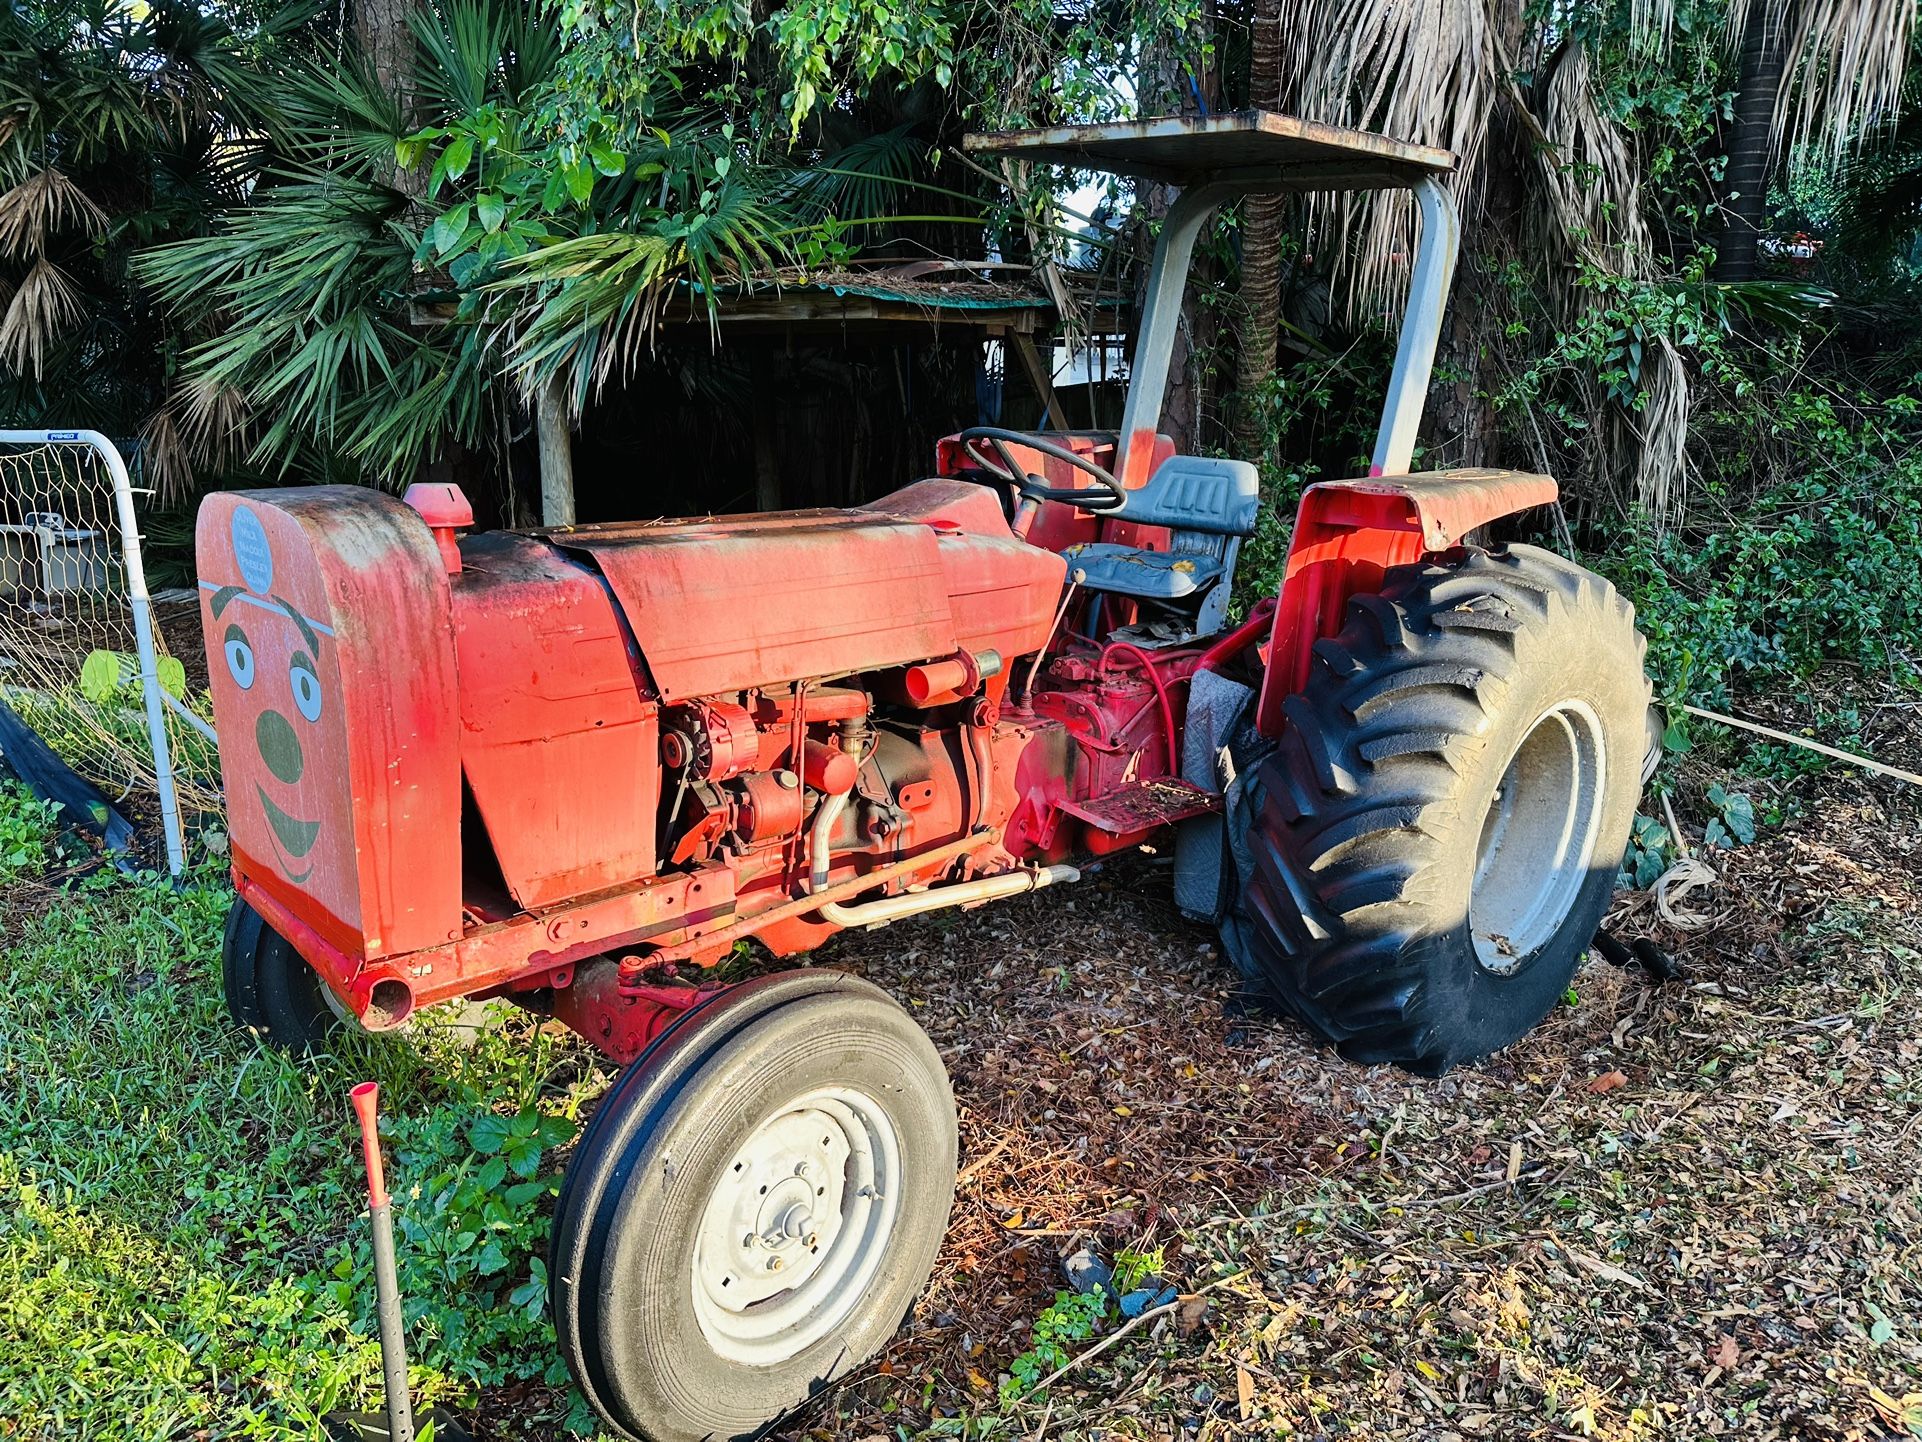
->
xmin=1682 ymin=703 xmax=1922 ymax=788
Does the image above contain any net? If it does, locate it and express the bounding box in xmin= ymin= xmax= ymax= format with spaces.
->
xmin=0 ymin=440 xmax=219 ymax=831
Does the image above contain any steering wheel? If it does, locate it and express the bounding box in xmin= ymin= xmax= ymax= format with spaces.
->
xmin=955 ymin=426 xmax=1127 ymax=514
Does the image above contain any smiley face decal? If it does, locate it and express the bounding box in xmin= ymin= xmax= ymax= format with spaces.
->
xmin=201 ymin=504 xmax=337 ymax=886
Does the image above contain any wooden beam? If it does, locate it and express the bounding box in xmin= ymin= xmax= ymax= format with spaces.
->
xmin=1012 ymin=331 xmax=1070 ymax=431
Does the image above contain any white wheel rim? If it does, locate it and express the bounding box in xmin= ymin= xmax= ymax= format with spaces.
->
xmin=691 ymin=1085 xmax=903 ymax=1366
xmin=1470 ymin=699 xmax=1607 ymax=975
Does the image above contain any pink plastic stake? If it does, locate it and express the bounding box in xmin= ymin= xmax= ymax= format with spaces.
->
xmin=350 ymin=1081 xmax=389 ymax=1208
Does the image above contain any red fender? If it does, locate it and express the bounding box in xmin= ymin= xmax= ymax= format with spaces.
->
xmin=1255 ymin=469 xmax=1558 ymax=737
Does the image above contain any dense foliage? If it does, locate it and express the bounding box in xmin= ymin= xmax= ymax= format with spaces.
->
xmin=0 ymin=0 xmax=1915 ymax=689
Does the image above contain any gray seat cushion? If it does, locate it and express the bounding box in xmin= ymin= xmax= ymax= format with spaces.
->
xmin=1062 ymin=541 xmax=1227 ymax=599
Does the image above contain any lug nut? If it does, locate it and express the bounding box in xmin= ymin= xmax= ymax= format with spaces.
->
xmin=767 ymin=1256 xmax=784 ymax=1272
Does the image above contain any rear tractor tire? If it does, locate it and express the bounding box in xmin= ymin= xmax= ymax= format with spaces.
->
xmin=221 ymin=896 xmax=351 ymax=1052
xmin=551 ymin=970 xmax=958 ymax=1442
xmin=1230 ymin=544 xmax=1650 ymax=1074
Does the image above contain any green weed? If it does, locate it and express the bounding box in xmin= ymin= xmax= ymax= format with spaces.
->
xmin=0 ymin=779 xmax=59 ymax=878
xmin=0 ymin=788 xmax=609 ymax=1436
xmin=998 ymin=1288 xmax=1110 ymax=1403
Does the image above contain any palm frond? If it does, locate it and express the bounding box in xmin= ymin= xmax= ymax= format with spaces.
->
xmin=137 ymin=402 xmax=195 ymax=504
xmin=0 ymin=257 xmax=83 ymax=378
xmin=1278 ymin=0 xmax=1495 ymax=318
xmin=410 ymin=0 xmax=510 ymax=119
xmin=1528 ymin=42 xmax=1654 ymax=295
xmin=499 ymin=167 xmax=796 ymax=402
xmin=1629 ymin=334 xmax=1688 ymax=523
xmin=1776 ymin=0 xmax=1916 ymax=155
xmin=786 ymin=124 xmax=927 ymax=225
xmin=0 ymin=168 xmax=107 ymax=259
xmin=1644 ymin=0 xmax=1912 ymax=156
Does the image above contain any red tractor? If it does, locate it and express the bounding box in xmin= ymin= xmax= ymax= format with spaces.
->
xmin=199 ymin=115 xmax=1651 ymax=1442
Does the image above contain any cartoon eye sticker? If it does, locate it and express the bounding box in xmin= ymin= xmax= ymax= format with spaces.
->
xmin=223 ymin=624 xmax=255 ymax=690
xmin=289 ymin=651 xmax=323 ymax=723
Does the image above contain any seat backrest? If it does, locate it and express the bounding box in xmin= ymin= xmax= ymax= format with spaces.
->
xmin=1114 ymin=455 xmax=1260 ymax=536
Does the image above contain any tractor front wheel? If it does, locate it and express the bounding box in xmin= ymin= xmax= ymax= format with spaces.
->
xmin=221 ymin=896 xmax=350 ymax=1052
xmin=552 ymin=970 xmax=957 ymax=1442
xmin=1228 ymin=544 xmax=1650 ymax=1075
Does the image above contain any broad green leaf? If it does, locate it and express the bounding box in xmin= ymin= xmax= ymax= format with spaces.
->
xmin=432 ymin=203 xmax=472 ymax=257
xmin=443 ymin=134 xmax=475 ymax=181
xmin=469 ymin=1113 xmax=513 ymax=1155
xmin=79 ymin=650 xmax=126 ymax=701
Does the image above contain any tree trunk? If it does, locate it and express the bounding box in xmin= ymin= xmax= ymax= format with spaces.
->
xmin=354 ymin=0 xmax=415 ymax=114
xmin=1232 ymin=0 xmax=1285 ymax=469
xmin=537 ymin=375 xmax=577 ymax=526
xmin=1714 ymin=2 xmax=1790 ymax=280
xmin=353 ymin=0 xmax=423 ymax=195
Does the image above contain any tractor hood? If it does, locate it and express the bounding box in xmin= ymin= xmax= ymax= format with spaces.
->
xmin=551 ymin=480 xmax=1066 ymax=703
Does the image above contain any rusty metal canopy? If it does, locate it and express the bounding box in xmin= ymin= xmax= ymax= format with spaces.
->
xmin=963 ymin=110 xmax=1454 ymax=191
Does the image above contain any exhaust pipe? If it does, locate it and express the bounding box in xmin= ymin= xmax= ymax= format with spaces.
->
xmin=819 ymin=863 xmax=1079 ymax=929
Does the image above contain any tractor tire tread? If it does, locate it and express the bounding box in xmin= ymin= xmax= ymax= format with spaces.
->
xmin=1229 ymin=544 xmax=1651 ymax=1074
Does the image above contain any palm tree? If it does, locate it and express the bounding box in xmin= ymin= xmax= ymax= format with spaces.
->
xmin=1236 ymin=0 xmax=1911 ymax=509
xmin=1715 ymin=0 xmax=1914 ymax=279
xmin=0 ymin=0 xmax=282 ymax=483
xmin=1232 ymin=0 xmax=1285 ymax=469
xmin=139 ymin=0 xmax=912 ymax=499
xmin=138 ymin=1 xmax=573 ymax=493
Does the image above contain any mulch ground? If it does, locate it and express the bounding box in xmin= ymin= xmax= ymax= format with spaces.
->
xmin=753 ymin=744 xmax=1922 ymax=1441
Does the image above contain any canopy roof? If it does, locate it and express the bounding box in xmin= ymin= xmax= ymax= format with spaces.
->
xmin=964 ymin=111 xmax=1454 ymax=191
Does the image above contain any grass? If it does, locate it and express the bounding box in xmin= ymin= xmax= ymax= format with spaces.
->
xmin=0 ymin=785 xmax=608 ymax=1438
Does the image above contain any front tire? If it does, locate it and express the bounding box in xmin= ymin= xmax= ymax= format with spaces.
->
xmin=221 ymin=897 xmax=346 ymax=1052
xmin=553 ymin=971 xmax=957 ymax=1442
xmin=1227 ymin=545 xmax=1650 ymax=1074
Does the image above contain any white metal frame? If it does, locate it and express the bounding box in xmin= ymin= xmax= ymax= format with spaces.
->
xmin=1114 ymin=173 xmax=1459 ymax=487
xmin=0 ymin=428 xmax=188 ymax=875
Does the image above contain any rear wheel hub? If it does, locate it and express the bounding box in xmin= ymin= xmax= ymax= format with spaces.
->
xmin=1470 ymin=699 xmax=1607 ymax=975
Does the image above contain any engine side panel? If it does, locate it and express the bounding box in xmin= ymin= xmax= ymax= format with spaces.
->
xmin=868 ymin=480 xmax=1069 ymax=661
xmin=453 ymin=532 xmax=660 ymax=909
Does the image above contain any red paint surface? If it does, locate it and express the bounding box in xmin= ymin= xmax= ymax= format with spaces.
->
xmin=932 ymin=431 xmax=1177 ymax=557
xmin=350 ymin=1081 xmax=388 ymax=1207
xmin=199 ymin=489 xmax=462 ymax=964
xmin=564 ymin=512 xmax=955 ymax=701
xmin=207 ymin=449 xmax=1428 ymax=1061
xmin=454 ymin=532 xmax=660 ymax=908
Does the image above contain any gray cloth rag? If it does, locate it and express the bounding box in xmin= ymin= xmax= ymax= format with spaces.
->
xmin=1173 ymin=667 xmax=1254 ymax=922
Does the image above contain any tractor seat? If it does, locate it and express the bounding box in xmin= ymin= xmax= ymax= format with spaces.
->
xmin=1062 ymin=455 xmax=1260 ymax=634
